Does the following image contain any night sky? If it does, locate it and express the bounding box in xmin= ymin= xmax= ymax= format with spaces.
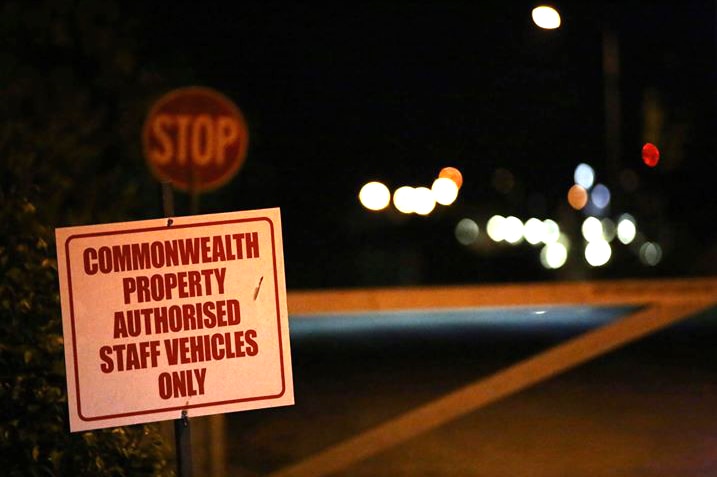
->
xmin=28 ymin=1 xmax=717 ymax=288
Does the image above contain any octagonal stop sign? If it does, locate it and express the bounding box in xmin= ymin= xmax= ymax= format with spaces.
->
xmin=142 ymin=87 xmax=249 ymax=192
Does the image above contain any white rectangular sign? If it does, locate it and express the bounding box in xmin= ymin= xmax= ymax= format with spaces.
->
xmin=56 ymin=208 xmax=294 ymax=431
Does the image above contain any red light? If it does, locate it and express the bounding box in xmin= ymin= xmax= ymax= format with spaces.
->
xmin=642 ymin=143 xmax=660 ymax=167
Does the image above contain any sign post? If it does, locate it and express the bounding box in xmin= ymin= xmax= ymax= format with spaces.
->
xmin=55 ymin=209 xmax=294 ymax=456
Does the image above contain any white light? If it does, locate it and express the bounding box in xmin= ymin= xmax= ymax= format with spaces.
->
xmin=359 ymin=181 xmax=391 ymax=211
xmin=523 ymin=218 xmax=545 ymax=245
xmin=413 ymin=186 xmax=436 ymax=215
xmin=431 ymin=177 xmax=459 ymax=205
xmin=532 ymin=6 xmax=561 ymax=30
xmin=487 ymin=215 xmax=506 ymax=242
xmin=617 ymin=214 xmax=637 ymax=244
xmin=585 ymin=240 xmax=612 ymax=267
xmin=582 ymin=217 xmax=603 ymax=242
xmin=503 ymin=216 xmax=524 ymax=244
xmin=540 ymin=242 xmax=568 ymax=269
xmin=640 ymin=242 xmax=663 ymax=266
xmin=574 ymin=163 xmax=595 ymax=189
xmin=393 ymin=186 xmax=416 ymax=214
xmin=591 ymin=183 xmax=611 ymax=209
xmin=542 ymin=219 xmax=560 ymax=243
xmin=455 ymin=218 xmax=479 ymax=245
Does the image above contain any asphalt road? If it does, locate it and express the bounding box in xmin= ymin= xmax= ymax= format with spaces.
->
xmin=222 ymin=305 xmax=717 ymax=476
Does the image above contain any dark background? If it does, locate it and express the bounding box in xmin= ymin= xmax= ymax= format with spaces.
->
xmin=7 ymin=0 xmax=717 ymax=289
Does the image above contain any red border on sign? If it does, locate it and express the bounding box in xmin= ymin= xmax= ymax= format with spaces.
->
xmin=64 ymin=216 xmax=286 ymax=422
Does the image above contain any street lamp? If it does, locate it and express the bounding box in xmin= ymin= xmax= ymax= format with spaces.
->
xmin=531 ymin=6 xmax=561 ymax=30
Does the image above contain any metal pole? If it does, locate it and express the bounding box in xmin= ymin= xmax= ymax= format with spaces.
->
xmin=174 ymin=410 xmax=193 ymax=477
xmin=162 ymin=181 xmax=193 ymax=477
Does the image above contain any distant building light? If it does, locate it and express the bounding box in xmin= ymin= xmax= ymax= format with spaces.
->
xmin=601 ymin=218 xmax=617 ymax=242
xmin=640 ymin=242 xmax=663 ymax=266
xmin=359 ymin=181 xmax=390 ymax=211
xmin=617 ymin=214 xmax=637 ymax=244
xmin=438 ymin=167 xmax=463 ymax=189
xmin=585 ymin=240 xmax=612 ymax=267
xmin=540 ymin=242 xmax=568 ymax=269
xmin=567 ymin=184 xmax=588 ymax=210
xmin=432 ymin=177 xmax=459 ymax=205
xmin=524 ymin=218 xmax=545 ymax=245
xmin=487 ymin=215 xmax=506 ymax=242
xmin=455 ymin=218 xmax=480 ymax=245
xmin=581 ymin=217 xmax=603 ymax=242
xmin=542 ymin=219 xmax=561 ymax=244
xmin=393 ymin=186 xmax=416 ymax=214
xmin=503 ymin=216 xmax=524 ymax=244
xmin=413 ymin=186 xmax=436 ymax=215
xmin=591 ymin=183 xmax=611 ymax=209
xmin=574 ymin=163 xmax=595 ymax=189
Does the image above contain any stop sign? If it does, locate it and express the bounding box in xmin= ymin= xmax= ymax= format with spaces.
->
xmin=142 ymin=87 xmax=249 ymax=192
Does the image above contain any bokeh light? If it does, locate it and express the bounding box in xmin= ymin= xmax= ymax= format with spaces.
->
xmin=532 ymin=6 xmax=561 ymax=29
xmin=640 ymin=242 xmax=663 ymax=266
xmin=585 ymin=240 xmax=612 ymax=267
xmin=413 ymin=186 xmax=436 ymax=215
xmin=574 ymin=163 xmax=595 ymax=189
xmin=487 ymin=215 xmax=506 ymax=242
xmin=642 ymin=143 xmax=660 ymax=167
xmin=432 ymin=177 xmax=459 ymax=205
xmin=567 ymin=184 xmax=588 ymax=210
xmin=359 ymin=181 xmax=390 ymax=211
xmin=591 ymin=183 xmax=611 ymax=209
xmin=617 ymin=214 xmax=637 ymax=244
xmin=503 ymin=216 xmax=524 ymax=244
xmin=582 ymin=217 xmax=603 ymax=242
xmin=393 ymin=186 xmax=416 ymax=214
xmin=439 ymin=167 xmax=463 ymax=189
xmin=542 ymin=219 xmax=561 ymax=243
xmin=455 ymin=218 xmax=479 ymax=245
xmin=540 ymin=242 xmax=568 ymax=269
xmin=601 ymin=218 xmax=616 ymax=242
xmin=523 ymin=218 xmax=545 ymax=245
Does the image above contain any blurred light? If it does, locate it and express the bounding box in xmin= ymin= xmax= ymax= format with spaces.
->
xmin=393 ymin=186 xmax=416 ymax=214
xmin=601 ymin=218 xmax=616 ymax=242
xmin=642 ymin=143 xmax=660 ymax=167
xmin=567 ymin=184 xmax=588 ymax=210
xmin=487 ymin=215 xmax=506 ymax=242
xmin=432 ymin=178 xmax=459 ymax=205
xmin=532 ymin=6 xmax=561 ymax=29
xmin=540 ymin=242 xmax=568 ymax=269
xmin=542 ymin=219 xmax=560 ymax=243
xmin=523 ymin=218 xmax=545 ymax=245
xmin=503 ymin=216 xmax=524 ymax=244
xmin=582 ymin=217 xmax=603 ymax=242
xmin=574 ymin=163 xmax=595 ymax=189
xmin=617 ymin=214 xmax=637 ymax=244
xmin=413 ymin=186 xmax=436 ymax=215
xmin=359 ymin=181 xmax=391 ymax=211
xmin=585 ymin=240 xmax=612 ymax=267
xmin=439 ymin=167 xmax=463 ymax=189
xmin=591 ymin=183 xmax=611 ymax=209
xmin=455 ymin=218 xmax=479 ymax=245
xmin=492 ymin=168 xmax=515 ymax=194
xmin=640 ymin=242 xmax=663 ymax=266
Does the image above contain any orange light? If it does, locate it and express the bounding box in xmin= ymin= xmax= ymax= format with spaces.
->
xmin=439 ymin=167 xmax=463 ymax=189
xmin=567 ymin=184 xmax=588 ymax=210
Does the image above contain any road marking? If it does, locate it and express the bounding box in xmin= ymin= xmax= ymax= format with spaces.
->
xmin=269 ymin=301 xmax=712 ymax=477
